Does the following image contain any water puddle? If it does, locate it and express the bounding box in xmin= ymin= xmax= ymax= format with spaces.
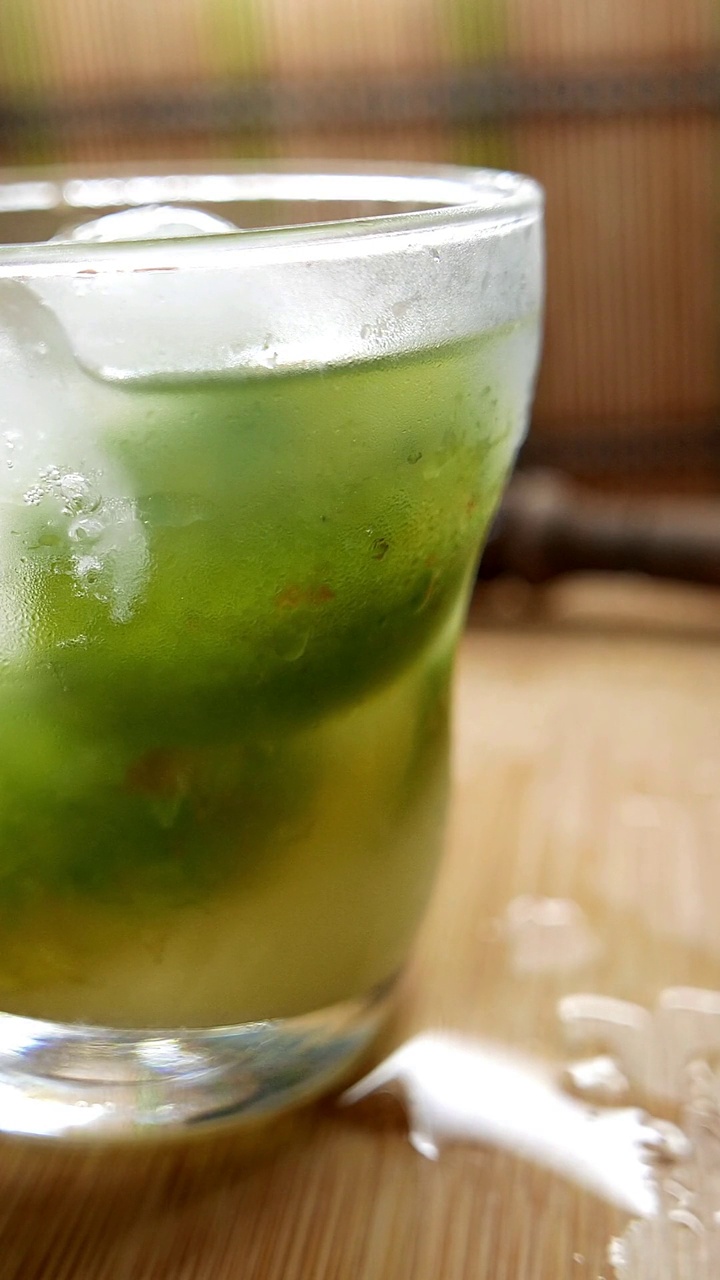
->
xmin=341 ymin=984 xmax=720 ymax=1278
xmin=342 ymin=1031 xmax=657 ymax=1217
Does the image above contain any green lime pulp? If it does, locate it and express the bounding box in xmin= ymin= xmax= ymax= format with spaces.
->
xmin=0 ymin=326 xmax=528 ymax=1026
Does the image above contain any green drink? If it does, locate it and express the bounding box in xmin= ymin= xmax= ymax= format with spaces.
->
xmin=0 ymin=165 xmax=543 ymax=1136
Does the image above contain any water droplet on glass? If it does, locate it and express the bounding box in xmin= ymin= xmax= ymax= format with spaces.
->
xmin=391 ymin=292 xmax=420 ymax=319
xmin=37 ymin=529 xmax=61 ymax=548
xmin=58 ymin=633 xmax=88 ymax=648
xmin=272 ymin=629 xmax=310 ymax=662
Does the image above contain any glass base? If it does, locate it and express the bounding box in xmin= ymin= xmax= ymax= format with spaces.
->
xmin=0 ymin=980 xmax=394 ymax=1141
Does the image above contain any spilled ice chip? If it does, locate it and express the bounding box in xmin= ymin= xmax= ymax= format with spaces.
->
xmin=0 ymin=279 xmax=148 ymax=638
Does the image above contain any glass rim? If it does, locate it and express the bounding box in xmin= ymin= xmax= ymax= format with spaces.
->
xmin=0 ymin=159 xmax=543 ymax=270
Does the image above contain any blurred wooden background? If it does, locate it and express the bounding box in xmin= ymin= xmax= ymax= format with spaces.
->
xmin=0 ymin=0 xmax=718 ymax=492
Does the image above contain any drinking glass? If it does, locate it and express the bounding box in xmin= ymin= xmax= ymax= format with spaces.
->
xmin=0 ymin=163 xmax=543 ymax=1139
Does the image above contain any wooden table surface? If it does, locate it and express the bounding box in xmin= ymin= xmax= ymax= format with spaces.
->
xmin=5 ymin=576 xmax=720 ymax=1280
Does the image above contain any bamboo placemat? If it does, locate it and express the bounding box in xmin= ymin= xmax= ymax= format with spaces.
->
xmin=1 ymin=0 xmax=719 ymax=486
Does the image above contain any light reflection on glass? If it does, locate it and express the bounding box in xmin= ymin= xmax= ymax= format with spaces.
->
xmin=0 ymin=1082 xmax=108 ymax=1137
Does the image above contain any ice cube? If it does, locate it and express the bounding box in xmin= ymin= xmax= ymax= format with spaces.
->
xmin=53 ymin=204 xmax=238 ymax=244
xmin=35 ymin=201 xmax=260 ymax=383
xmin=35 ymin=199 xmax=351 ymax=383
xmin=0 ymin=280 xmax=148 ymax=636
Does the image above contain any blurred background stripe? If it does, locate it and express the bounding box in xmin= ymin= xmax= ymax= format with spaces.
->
xmin=0 ymin=0 xmax=718 ymax=490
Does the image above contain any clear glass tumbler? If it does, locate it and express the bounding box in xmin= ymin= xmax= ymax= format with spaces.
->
xmin=0 ymin=163 xmax=543 ymax=1139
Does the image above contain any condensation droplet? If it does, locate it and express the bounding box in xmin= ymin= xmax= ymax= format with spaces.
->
xmin=272 ymin=629 xmax=310 ymax=662
xmin=391 ymin=292 xmax=420 ymax=319
xmin=37 ymin=529 xmax=61 ymax=548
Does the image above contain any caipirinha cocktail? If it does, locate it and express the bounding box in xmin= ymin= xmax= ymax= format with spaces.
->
xmin=0 ymin=165 xmax=543 ymax=1136
xmin=0 ymin=282 xmax=531 ymax=1028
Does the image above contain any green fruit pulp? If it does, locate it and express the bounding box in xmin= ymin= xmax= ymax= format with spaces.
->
xmin=0 ymin=324 xmax=529 ymax=1027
